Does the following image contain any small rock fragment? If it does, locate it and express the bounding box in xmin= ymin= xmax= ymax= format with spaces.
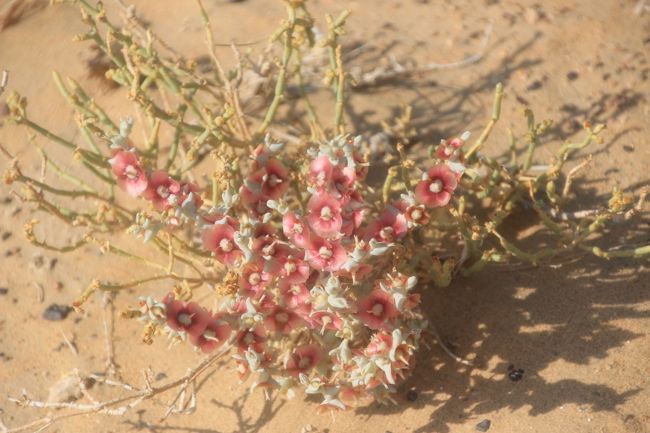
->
xmin=475 ymin=419 xmax=491 ymax=432
xmin=508 ymin=367 xmax=524 ymax=382
xmin=0 ymin=287 xmax=7 ymax=295
xmin=567 ymin=71 xmax=579 ymax=81
xmin=43 ymin=304 xmax=73 ymax=321
xmin=406 ymin=388 xmax=418 ymax=401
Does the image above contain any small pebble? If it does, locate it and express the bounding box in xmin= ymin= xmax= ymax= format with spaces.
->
xmin=1 ymin=231 xmax=10 ymax=241
xmin=43 ymin=304 xmax=73 ymax=321
xmin=508 ymin=367 xmax=525 ymax=382
xmin=155 ymin=372 xmax=168 ymax=381
xmin=406 ymin=388 xmax=419 ymax=401
xmin=475 ymin=419 xmax=491 ymax=432
xmin=567 ymin=71 xmax=579 ymax=81
xmin=0 ymin=287 xmax=8 ymax=295
xmin=526 ymin=80 xmax=543 ymax=91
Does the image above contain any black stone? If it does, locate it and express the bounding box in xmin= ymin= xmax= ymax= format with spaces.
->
xmin=508 ymin=368 xmax=524 ymax=382
xmin=526 ymin=80 xmax=543 ymax=91
xmin=475 ymin=419 xmax=491 ymax=432
xmin=567 ymin=71 xmax=579 ymax=81
xmin=406 ymin=389 xmax=418 ymax=401
xmin=0 ymin=287 xmax=8 ymax=295
xmin=43 ymin=304 xmax=73 ymax=321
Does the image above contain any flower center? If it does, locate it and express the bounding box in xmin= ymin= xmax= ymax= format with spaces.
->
xmin=219 ymin=238 xmax=233 ymax=253
xmin=178 ymin=312 xmax=193 ymax=326
xmin=156 ymin=185 xmax=170 ymax=199
xmin=268 ymin=174 xmax=283 ymax=187
xmin=262 ymin=244 xmax=275 ymax=257
xmin=124 ymin=165 xmax=138 ymax=180
xmin=275 ymin=312 xmax=289 ymax=323
xmin=429 ymin=179 xmax=443 ymax=193
xmin=318 ymin=246 xmax=333 ymax=259
xmin=290 ymin=284 xmax=302 ymax=294
xmin=248 ymin=272 xmax=261 ymax=285
xmin=379 ymin=226 xmax=394 ymax=241
xmin=293 ymin=223 xmax=303 ymax=234
xmin=320 ymin=206 xmax=333 ymax=220
xmin=411 ymin=208 xmax=422 ymax=220
xmin=285 ymin=262 xmax=297 ymax=273
xmin=298 ymin=356 xmax=311 ymax=369
xmin=243 ymin=332 xmax=255 ymax=345
xmin=203 ymin=329 xmax=218 ymax=341
xmin=371 ymin=303 xmax=384 ymax=316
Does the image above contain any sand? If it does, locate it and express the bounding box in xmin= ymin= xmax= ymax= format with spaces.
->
xmin=0 ymin=0 xmax=649 ymax=432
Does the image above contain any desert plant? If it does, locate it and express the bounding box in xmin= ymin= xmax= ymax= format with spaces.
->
xmin=1 ymin=0 xmax=648 ymax=430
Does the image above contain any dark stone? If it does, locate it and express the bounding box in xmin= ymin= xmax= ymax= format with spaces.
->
xmin=567 ymin=71 xmax=579 ymax=81
xmin=0 ymin=287 xmax=7 ymax=295
xmin=406 ymin=389 xmax=418 ymax=401
xmin=42 ymin=304 xmax=73 ymax=321
xmin=475 ymin=419 xmax=491 ymax=432
xmin=508 ymin=368 xmax=525 ymax=382
xmin=526 ymin=80 xmax=543 ymax=91
xmin=1 ymin=232 xmax=10 ymax=241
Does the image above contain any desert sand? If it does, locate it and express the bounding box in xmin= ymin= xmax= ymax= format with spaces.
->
xmin=0 ymin=0 xmax=649 ymax=432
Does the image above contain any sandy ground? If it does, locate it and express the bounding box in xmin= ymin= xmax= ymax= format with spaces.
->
xmin=0 ymin=0 xmax=649 ymax=432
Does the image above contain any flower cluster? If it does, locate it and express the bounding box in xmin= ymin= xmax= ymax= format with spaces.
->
xmin=117 ymin=124 xmax=466 ymax=409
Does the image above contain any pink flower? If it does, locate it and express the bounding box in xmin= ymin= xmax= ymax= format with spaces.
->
xmin=236 ymin=325 xmax=266 ymax=353
xmin=309 ymin=311 xmax=343 ymax=331
xmin=307 ymin=192 xmax=343 ymax=238
xmin=357 ymin=289 xmax=398 ymax=330
xmin=280 ymin=256 xmax=310 ymax=284
xmin=202 ymin=223 xmax=242 ymax=266
xmin=332 ymin=166 xmax=356 ymax=194
xmin=163 ymin=294 xmax=209 ymax=337
xmin=305 ymin=236 xmax=347 ymax=272
xmin=414 ymin=164 xmax=458 ymax=208
xmin=404 ymin=204 xmax=429 ymax=226
xmin=282 ymin=212 xmax=311 ymax=248
xmin=285 ymin=345 xmax=322 ymax=377
xmin=239 ymin=262 xmax=270 ymax=299
xmin=143 ymin=170 xmax=181 ymax=210
xmin=309 ymin=155 xmax=333 ymax=187
xmin=279 ymin=281 xmax=311 ymax=308
xmin=249 ymin=159 xmax=290 ymax=199
xmin=264 ymin=305 xmax=303 ymax=334
xmin=190 ymin=314 xmax=232 ymax=353
xmin=436 ymin=136 xmax=465 ymax=160
xmin=109 ymin=150 xmax=148 ymax=197
xmin=365 ymin=207 xmax=408 ymax=242
xmin=176 ymin=181 xmax=203 ymax=209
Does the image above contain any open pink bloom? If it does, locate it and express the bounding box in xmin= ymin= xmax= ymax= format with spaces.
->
xmin=280 ymin=256 xmax=310 ymax=283
xmin=404 ymin=204 xmax=430 ymax=226
xmin=252 ymin=236 xmax=292 ymax=275
xmin=279 ymin=281 xmax=311 ymax=309
xmin=163 ymin=294 xmax=209 ymax=337
xmin=308 ymin=310 xmax=343 ymax=331
xmin=239 ymin=262 xmax=270 ymax=298
xmin=365 ymin=331 xmax=394 ymax=356
xmin=143 ymin=170 xmax=181 ymax=210
xmin=239 ymin=182 xmax=269 ymax=216
xmin=190 ymin=314 xmax=232 ymax=353
xmin=365 ymin=207 xmax=408 ymax=243
xmin=309 ymin=155 xmax=334 ymax=187
xmin=264 ymin=306 xmax=303 ymax=334
xmin=307 ymin=192 xmax=343 ymax=238
xmin=306 ymin=236 xmax=347 ymax=272
xmin=248 ymin=159 xmax=290 ymax=199
xmin=332 ymin=166 xmax=356 ymax=193
xmin=236 ymin=325 xmax=266 ymax=353
xmin=285 ymin=345 xmax=322 ymax=377
xmin=435 ymin=138 xmax=460 ymax=160
xmin=282 ymin=212 xmax=311 ymax=248
xmin=357 ymin=289 xmax=398 ymax=330
xmin=202 ymin=223 xmax=242 ymax=266
xmin=109 ymin=150 xmax=148 ymax=197
xmin=414 ymin=164 xmax=458 ymax=208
